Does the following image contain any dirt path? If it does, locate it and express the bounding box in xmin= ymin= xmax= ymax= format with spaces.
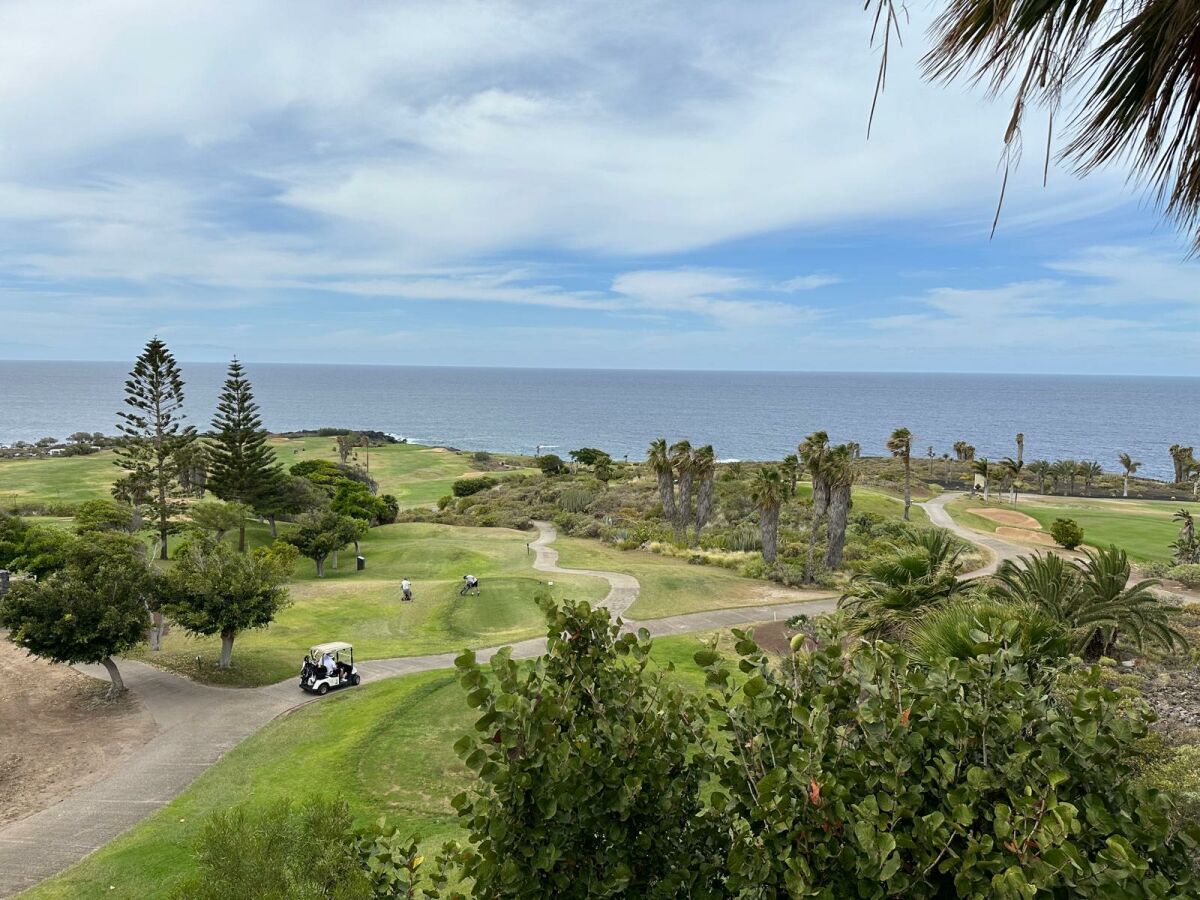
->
xmin=0 ymin=522 xmax=835 ymax=898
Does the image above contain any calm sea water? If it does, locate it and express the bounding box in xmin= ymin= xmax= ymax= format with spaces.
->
xmin=0 ymin=361 xmax=1194 ymax=481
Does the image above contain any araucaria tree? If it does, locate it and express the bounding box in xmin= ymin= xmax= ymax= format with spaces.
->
xmin=0 ymin=533 xmax=153 ymax=696
xmin=886 ymin=426 xmax=913 ymax=520
xmin=751 ymin=467 xmax=784 ymax=563
xmin=115 ymin=338 xmax=196 ymax=559
xmin=164 ymin=538 xmax=295 ymax=668
xmin=207 ymin=358 xmax=285 ymax=552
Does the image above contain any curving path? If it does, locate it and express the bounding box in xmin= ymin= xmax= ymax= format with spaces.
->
xmin=919 ymin=492 xmax=1025 ymax=577
xmin=0 ymin=523 xmax=836 ymax=898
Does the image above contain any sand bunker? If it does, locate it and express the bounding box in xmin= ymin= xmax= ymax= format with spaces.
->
xmin=968 ymin=507 xmax=1043 ymax=530
xmin=995 ymin=526 xmax=1058 ymax=547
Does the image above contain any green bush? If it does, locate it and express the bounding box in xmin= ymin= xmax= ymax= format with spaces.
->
xmin=436 ymin=494 xmax=452 ymax=510
xmin=536 ymin=453 xmax=568 ymax=475
xmin=451 ymin=476 xmax=497 ymax=498
xmin=906 ymin=597 xmax=1069 ymax=664
xmin=695 ymin=623 xmax=1200 ymax=897
xmin=1166 ymin=564 xmax=1200 ymax=588
xmin=557 ymin=487 xmax=595 ymax=513
xmin=1049 ymin=517 xmax=1085 ymax=549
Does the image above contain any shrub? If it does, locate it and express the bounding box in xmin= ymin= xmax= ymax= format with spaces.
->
xmin=695 ymin=623 xmax=1200 ymax=897
xmin=906 ymin=597 xmax=1069 ymax=664
xmin=452 ymin=476 xmax=497 ymax=498
xmin=536 ymin=453 xmax=568 ymax=475
xmin=1049 ymin=517 xmax=1085 ymax=549
xmin=170 ymin=797 xmax=373 ymax=899
xmin=1166 ymin=563 xmax=1200 ymax=588
xmin=471 ymin=450 xmax=492 ymax=463
xmin=436 ymin=494 xmax=452 ymax=510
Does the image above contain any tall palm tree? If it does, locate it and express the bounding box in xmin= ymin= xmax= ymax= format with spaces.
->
xmin=693 ymin=445 xmax=716 ymax=535
xmin=941 ymin=452 xmax=951 ymax=478
xmin=1000 ymin=457 xmax=1024 ymax=503
xmin=846 ymin=441 xmax=861 ymax=460
xmin=781 ymin=453 xmax=801 ymax=498
xmin=823 ymin=445 xmax=857 ymax=570
xmin=971 ymin=457 xmax=990 ymax=502
xmin=1173 ymin=509 xmax=1199 ymax=564
xmin=962 ymin=444 xmax=976 ymax=462
xmin=1080 ymin=460 xmax=1103 ymax=497
xmin=646 ymin=439 xmax=676 ymax=524
xmin=1026 ymin=459 xmax=1050 ymax=495
xmin=1170 ymin=445 xmax=1195 ymax=484
xmin=1061 ymin=459 xmax=1080 ymax=496
xmin=669 ymin=440 xmax=694 ymax=541
xmin=1015 ymin=432 xmax=1024 ymax=465
xmin=886 ymin=426 xmax=913 ymax=521
xmin=1118 ymin=452 xmax=1142 ymax=498
xmin=798 ymin=431 xmax=830 ymax=584
xmin=750 ymin=467 xmax=785 ymax=564
xmin=926 ymin=445 xmax=936 ymax=476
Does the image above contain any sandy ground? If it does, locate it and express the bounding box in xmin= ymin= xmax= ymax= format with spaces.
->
xmin=0 ymin=643 xmax=155 ymax=827
xmin=968 ymin=507 xmax=1043 ymax=530
xmin=994 ymin=526 xmax=1058 ymax=547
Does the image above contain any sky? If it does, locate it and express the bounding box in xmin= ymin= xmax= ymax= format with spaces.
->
xmin=1 ymin=0 xmax=1198 ymax=374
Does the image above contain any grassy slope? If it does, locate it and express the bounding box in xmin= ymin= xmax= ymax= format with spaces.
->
xmin=133 ymin=522 xmax=607 ymax=687
xmin=945 ymin=495 xmax=1198 ymax=563
xmin=553 ymin=537 xmax=834 ymax=620
xmin=23 ymin=633 xmax=719 ymax=900
xmin=0 ymin=438 xmax=533 ymax=511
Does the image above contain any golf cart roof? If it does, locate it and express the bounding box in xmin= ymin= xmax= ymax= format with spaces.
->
xmin=311 ymin=641 xmax=353 ymax=655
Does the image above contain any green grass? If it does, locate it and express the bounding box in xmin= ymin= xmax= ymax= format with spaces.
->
xmin=24 ymin=632 xmax=724 ymax=900
xmin=946 ymin=496 xmax=1199 ymax=563
xmin=133 ymin=522 xmax=608 ymax=687
xmin=0 ymin=438 xmax=533 ymax=512
xmin=552 ymin=537 xmax=834 ymax=620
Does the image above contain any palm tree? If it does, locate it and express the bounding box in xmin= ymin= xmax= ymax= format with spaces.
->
xmin=1000 ymin=457 xmax=1024 ymax=503
xmin=971 ymin=457 xmax=990 ymax=503
xmin=646 ymin=439 xmax=676 ymax=524
xmin=1026 ymin=459 xmax=1050 ymax=495
xmin=926 ymin=445 xmax=935 ymax=476
xmin=913 ymin=0 xmax=1200 ymax=252
xmin=1170 ymin=445 xmax=1195 ymax=484
xmin=839 ymin=530 xmax=967 ymax=639
xmin=669 ymin=440 xmax=694 ymax=541
xmin=823 ymin=445 xmax=857 ymax=570
xmin=750 ymin=467 xmax=785 ymax=564
xmin=886 ymin=426 xmax=913 ymax=521
xmin=992 ymin=549 xmax=1185 ymax=659
xmin=1080 ymin=461 xmax=1103 ymax=497
xmin=693 ymin=445 xmax=716 ymax=535
xmin=962 ymin=444 xmax=976 ymax=462
xmin=1118 ymin=452 xmax=1142 ymax=498
xmin=1061 ymin=459 xmax=1080 ymax=496
xmin=941 ymin=452 xmax=951 ymax=478
xmin=798 ymin=431 xmax=830 ymax=583
xmin=781 ymin=453 xmax=801 ymax=498
xmin=1015 ymin=432 xmax=1024 ymax=465
xmin=846 ymin=441 xmax=861 ymax=459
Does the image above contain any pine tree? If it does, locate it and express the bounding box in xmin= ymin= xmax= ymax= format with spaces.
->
xmin=115 ymin=338 xmax=195 ymax=561
xmin=207 ymin=359 xmax=284 ymax=552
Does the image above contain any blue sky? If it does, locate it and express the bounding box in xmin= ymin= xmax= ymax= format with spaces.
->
xmin=2 ymin=0 xmax=1198 ymax=374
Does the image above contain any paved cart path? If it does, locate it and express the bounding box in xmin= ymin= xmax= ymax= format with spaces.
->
xmin=1 ymin=523 xmax=836 ymax=897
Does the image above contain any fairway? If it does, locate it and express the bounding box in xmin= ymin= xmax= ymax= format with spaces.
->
xmin=946 ymin=495 xmax=1198 ymax=563
xmin=0 ymin=438 xmax=533 ymax=512
xmin=133 ymin=522 xmax=608 ymax=687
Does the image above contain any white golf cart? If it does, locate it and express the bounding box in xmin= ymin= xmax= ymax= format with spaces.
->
xmin=301 ymin=641 xmax=361 ymax=694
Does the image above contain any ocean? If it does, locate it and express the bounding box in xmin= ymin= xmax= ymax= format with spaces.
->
xmin=0 ymin=361 xmax=1194 ymax=481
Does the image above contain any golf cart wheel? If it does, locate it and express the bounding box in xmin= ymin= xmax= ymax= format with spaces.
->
xmin=351 ymin=674 xmax=361 ymax=686
xmin=317 ymin=683 xmax=329 ymax=696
